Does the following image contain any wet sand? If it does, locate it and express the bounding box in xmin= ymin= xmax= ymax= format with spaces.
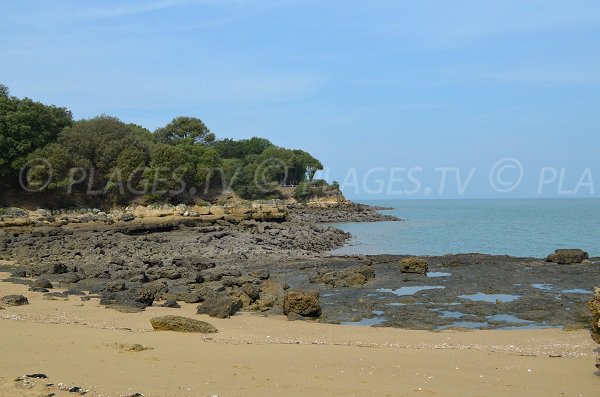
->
xmin=0 ymin=275 xmax=598 ymax=397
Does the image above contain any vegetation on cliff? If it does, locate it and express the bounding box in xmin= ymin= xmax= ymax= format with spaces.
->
xmin=0 ymin=84 xmax=325 ymax=206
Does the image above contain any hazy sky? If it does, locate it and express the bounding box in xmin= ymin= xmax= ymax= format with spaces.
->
xmin=2 ymin=0 xmax=600 ymax=199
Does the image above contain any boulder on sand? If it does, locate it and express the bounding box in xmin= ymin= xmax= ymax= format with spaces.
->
xmin=546 ymin=249 xmax=589 ymax=264
xmin=283 ymin=289 xmax=321 ymax=317
xmin=196 ymin=295 xmax=242 ymax=318
xmin=150 ymin=315 xmax=217 ymax=333
xmin=32 ymin=278 xmax=53 ymax=289
xmin=399 ymin=257 xmax=428 ymax=274
xmin=587 ymin=287 xmax=600 ymax=368
xmin=1 ymin=294 xmax=29 ymax=306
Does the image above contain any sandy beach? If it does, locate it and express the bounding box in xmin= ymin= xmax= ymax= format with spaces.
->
xmin=1 ymin=274 xmax=598 ymax=397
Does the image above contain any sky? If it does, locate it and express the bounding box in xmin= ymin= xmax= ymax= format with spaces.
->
xmin=1 ymin=0 xmax=600 ymax=199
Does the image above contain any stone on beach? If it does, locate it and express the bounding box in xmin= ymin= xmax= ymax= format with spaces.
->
xmin=588 ymin=287 xmax=600 ymax=368
xmin=31 ymin=278 xmax=53 ymax=289
xmin=283 ymin=289 xmax=321 ymax=317
xmin=196 ymin=295 xmax=242 ymax=318
xmin=0 ymin=294 xmax=29 ymax=306
xmin=150 ymin=315 xmax=217 ymax=333
xmin=588 ymin=287 xmax=600 ymax=344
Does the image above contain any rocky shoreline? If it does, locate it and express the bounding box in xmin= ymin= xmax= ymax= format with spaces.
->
xmin=1 ymin=200 xmax=599 ymax=334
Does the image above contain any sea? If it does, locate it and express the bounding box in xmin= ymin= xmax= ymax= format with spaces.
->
xmin=331 ymin=198 xmax=600 ymax=258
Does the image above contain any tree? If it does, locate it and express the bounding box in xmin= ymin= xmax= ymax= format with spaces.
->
xmin=155 ymin=116 xmax=215 ymax=145
xmin=213 ymin=137 xmax=273 ymax=159
xmin=143 ymin=144 xmax=195 ymax=196
xmin=42 ymin=115 xmax=155 ymax=194
xmin=0 ymin=91 xmax=73 ymax=181
xmin=26 ymin=143 xmax=73 ymax=191
xmin=0 ymin=83 xmax=8 ymax=97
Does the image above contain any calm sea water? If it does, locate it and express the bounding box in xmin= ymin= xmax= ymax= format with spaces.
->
xmin=332 ymin=199 xmax=600 ymax=258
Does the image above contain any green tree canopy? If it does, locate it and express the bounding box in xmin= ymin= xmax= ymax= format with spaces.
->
xmin=155 ymin=116 xmax=215 ymax=145
xmin=0 ymin=88 xmax=73 ymax=181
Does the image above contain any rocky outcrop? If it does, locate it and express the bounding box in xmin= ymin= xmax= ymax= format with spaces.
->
xmin=0 ymin=202 xmax=288 ymax=228
xmin=310 ymin=265 xmax=375 ymax=288
xmin=150 ymin=315 xmax=217 ymax=333
xmin=1 ymin=294 xmax=29 ymax=306
xmin=399 ymin=257 xmax=428 ymax=274
xmin=287 ymin=201 xmax=400 ymax=223
xmin=283 ymin=289 xmax=321 ymax=318
xmin=546 ymin=249 xmax=589 ymax=264
xmin=588 ymin=287 xmax=600 ymax=368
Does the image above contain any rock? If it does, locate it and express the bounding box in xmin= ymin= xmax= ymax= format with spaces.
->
xmin=399 ymin=257 xmax=428 ymax=274
xmin=286 ymin=311 xmax=306 ymax=321
xmin=310 ymin=265 xmax=374 ymax=288
xmin=10 ymin=269 xmax=26 ymax=277
xmin=242 ymin=283 xmax=260 ymax=300
xmin=283 ymin=289 xmax=321 ymax=317
xmin=546 ymin=249 xmax=589 ymax=264
xmin=32 ymin=278 xmax=53 ymax=289
xmin=1 ymin=294 xmax=29 ymax=306
xmin=150 ymin=315 xmax=217 ymax=333
xmin=36 ymin=209 xmax=52 ymax=218
xmin=121 ymin=213 xmax=135 ymax=222
xmin=196 ymin=295 xmax=242 ymax=318
xmin=162 ymin=299 xmax=181 ymax=308
xmin=588 ymin=287 xmax=600 ymax=344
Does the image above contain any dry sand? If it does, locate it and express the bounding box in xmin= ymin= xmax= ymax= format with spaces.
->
xmin=0 ymin=273 xmax=598 ymax=397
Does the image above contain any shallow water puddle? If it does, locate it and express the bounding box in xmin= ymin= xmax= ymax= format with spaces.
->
xmin=458 ymin=292 xmax=520 ymax=303
xmin=531 ymin=283 xmax=554 ymax=291
xmin=377 ymin=286 xmax=445 ymax=296
xmin=561 ymin=288 xmax=593 ymax=294
xmin=340 ymin=317 xmax=386 ymax=326
xmin=439 ymin=311 xmax=465 ymax=319
xmin=427 ymin=272 xmax=451 ymax=278
xmin=487 ymin=314 xmax=531 ymax=323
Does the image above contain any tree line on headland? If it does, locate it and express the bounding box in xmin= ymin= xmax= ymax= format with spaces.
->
xmin=0 ymin=83 xmax=331 ymax=207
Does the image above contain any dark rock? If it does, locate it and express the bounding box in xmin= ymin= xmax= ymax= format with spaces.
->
xmin=26 ymin=373 xmax=48 ymax=379
xmin=196 ymin=295 xmax=242 ymax=318
xmin=399 ymin=257 xmax=428 ymax=274
xmin=30 ymin=287 xmax=49 ymax=293
xmin=60 ymin=272 xmax=82 ymax=284
xmin=286 ymin=311 xmax=306 ymax=321
xmin=64 ymin=289 xmax=86 ymax=296
xmin=106 ymin=281 xmax=126 ymax=292
xmin=1 ymin=294 xmax=29 ymax=306
xmin=150 ymin=315 xmax=217 ymax=333
xmin=121 ymin=213 xmax=135 ymax=222
xmin=162 ymin=299 xmax=181 ymax=308
xmin=10 ymin=269 xmax=26 ymax=277
xmin=547 ymin=249 xmax=589 ymax=264
xmin=32 ymin=278 xmax=53 ymax=289
xmin=283 ymin=289 xmax=321 ymax=317
xmin=48 ymin=263 xmax=69 ymax=274
xmin=242 ymin=283 xmax=260 ymax=300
